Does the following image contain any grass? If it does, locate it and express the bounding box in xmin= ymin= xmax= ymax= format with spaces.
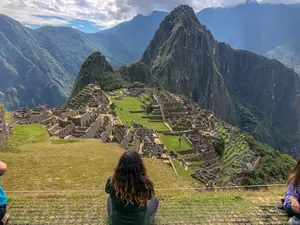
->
xmin=112 ymin=97 xmax=169 ymax=131
xmin=3 ymin=124 xmax=49 ymax=151
xmin=5 ymin=112 xmax=12 ymax=123
xmin=172 ymin=160 xmax=197 ymax=185
xmin=1 ymin=125 xmax=191 ymax=191
xmin=0 ymin=125 xmax=290 ymax=224
xmin=158 ymin=134 xmax=191 ymax=151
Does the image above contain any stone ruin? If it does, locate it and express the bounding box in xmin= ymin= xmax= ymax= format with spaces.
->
xmin=68 ymin=84 xmax=110 ymax=113
xmin=125 ymin=88 xmax=146 ymax=97
xmin=113 ymin=121 xmax=167 ymax=160
xmin=152 ymin=90 xmax=227 ymax=184
xmin=13 ymin=85 xmax=116 ymax=141
xmin=14 ymin=105 xmax=52 ymax=125
xmin=0 ymin=106 xmax=8 ymax=150
xmin=11 ymin=86 xmax=256 ymax=185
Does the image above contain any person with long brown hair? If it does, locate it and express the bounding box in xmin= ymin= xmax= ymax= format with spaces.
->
xmin=284 ymin=159 xmax=300 ymax=224
xmin=105 ymin=151 xmax=159 ymax=225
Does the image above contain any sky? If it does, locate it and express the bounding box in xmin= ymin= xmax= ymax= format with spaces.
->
xmin=1 ymin=0 xmax=300 ymax=33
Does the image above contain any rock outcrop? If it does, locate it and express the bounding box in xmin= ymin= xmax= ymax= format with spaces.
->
xmin=69 ymin=51 xmax=114 ymax=99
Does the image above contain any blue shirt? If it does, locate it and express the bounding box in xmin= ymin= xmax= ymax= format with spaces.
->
xmin=0 ymin=186 xmax=7 ymax=206
xmin=285 ymin=180 xmax=300 ymax=206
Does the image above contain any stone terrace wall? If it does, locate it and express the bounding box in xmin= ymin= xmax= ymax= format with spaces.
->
xmin=0 ymin=106 xmax=7 ymax=148
xmin=56 ymin=123 xmax=76 ymax=138
xmin=82 ymin=116 xmax=102 ymax=138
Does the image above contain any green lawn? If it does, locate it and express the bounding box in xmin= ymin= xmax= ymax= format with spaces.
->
xmin=159 ymin=134 xmax=191 ymax=151
xmin=172 ymin=160 xmax=197 ymax=184
xmin=3 ymin=124 xmax=49 ymax=151
xmin=113 ymin=97 xmax=169 ymax=131
xmin=1 ymin=125 xmax=191 ymax=191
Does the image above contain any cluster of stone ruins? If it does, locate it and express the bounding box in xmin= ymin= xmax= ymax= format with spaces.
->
xmin=12 ymin=85 xmax=257 ymax=185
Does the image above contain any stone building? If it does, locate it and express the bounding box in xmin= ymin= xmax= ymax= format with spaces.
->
xmin=0 ymin=105 xmax=7 ymax=150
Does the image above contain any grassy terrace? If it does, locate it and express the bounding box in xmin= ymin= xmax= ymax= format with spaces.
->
xmin=1 ymin=125 xmax=289 ymax=224
xmin=2 ymin=125 xmax=189 ymax=191
xmin=112 ymin=97 xmax=169 ymax=131
xmin=111 ymin=96 xmax=192 ymax=152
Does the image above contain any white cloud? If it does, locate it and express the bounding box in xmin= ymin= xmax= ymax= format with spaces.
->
xmin=80 ymin=25 xmax=84 ymax=27
xmin=72 ymin=26 xmax=76 ymax=29
xmin=1 ymin=0 xmax=300 ymax=28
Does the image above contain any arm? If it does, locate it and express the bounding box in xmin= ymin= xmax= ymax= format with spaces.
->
xmin=0 ymin=161 xmax=7 ymax=175
xmin=105 ymin=177 xmax=112 ymax=194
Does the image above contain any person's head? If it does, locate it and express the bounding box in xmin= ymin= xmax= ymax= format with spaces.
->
xmin=288 ymin=159 xmax=300 ymax=188
xmin=112 ymin=151 xmax=154 ymax=206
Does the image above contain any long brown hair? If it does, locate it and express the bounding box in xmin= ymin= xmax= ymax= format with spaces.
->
xmin=111 ymin=151 xmax=154 ymax=207
xmin=288 ymin=159 xmax=300 ymax=188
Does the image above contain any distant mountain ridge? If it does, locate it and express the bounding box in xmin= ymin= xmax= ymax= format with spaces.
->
xmin=0 ymin=14 xmax=135 ymax=110
xmin=2 ymin=2 xmax=300 ymax=110
xmin=102 ymin=11 xmax=169 ymax=60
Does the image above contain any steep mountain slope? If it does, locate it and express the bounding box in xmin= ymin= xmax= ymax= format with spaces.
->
xmin=218 ymin=43 xmax=300 ymax=155
xmin=0 ymin=14 xmax=134 ymax=110
xmin=0 ymin=14 xmax=72 ymax=110
xmin=102 ymin=11 xmax=168 ymax=60
xmin=69 ymin=51 xmax=117 ymax=99
xmin=140 ymin=6 xmax=234 ymax=123
xmin=137 ymin=5 xmax=300 ymax=156
xmin=197 ymin=3 xmax=300 ymax=73
xmin=266 ymin=46 xmax=300 ymax=74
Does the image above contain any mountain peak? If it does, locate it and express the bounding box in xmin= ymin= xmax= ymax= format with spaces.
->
xmin=140 ymin=5 xmax=233 ymax=122
xmin=161 ymin=4 xmax=202 ymax=32
xmin=69 ymin=51 xmax=114 ymax=99
xmin=245 ymin=0 xmax=259 ymax=4
xmin=170 ymin=5 xmax=197 ymax=20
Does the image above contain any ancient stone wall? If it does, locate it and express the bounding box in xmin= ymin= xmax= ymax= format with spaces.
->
xmin=40 ymin=116 xmax=58 ymax=126
xmin=0 ymin=106 xmax=7 ymax=148
xmin=16 ymin=112 xmax=52 ymax=124
xmin=57 ymin=123 xmax=76 ymax=138
xmin=82 ymin=116 xmax=102 ymax=138
xmin=69 ymin=111 xmax=91 ymax=127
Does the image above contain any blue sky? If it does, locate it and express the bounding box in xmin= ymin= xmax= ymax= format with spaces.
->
xmin=23 ymin=15 xmax=104 ymax=33
xmin=1 ymin=0 xmax=300 ymax=32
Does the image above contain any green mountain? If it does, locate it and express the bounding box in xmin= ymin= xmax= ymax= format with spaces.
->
xmin=102 ymin=3 xmax=300 ymax=75
xmin=140 ymin=5 xmax=300 ymax=157
xmin=0 ymin=14 xmax=72 ymax=110
xmin=140 ymin=5 xmax=234 ymax=123
xmin=0 ymin=14 xmax=134 ymax=110
xmin=71 ymin=5 xmax=300 ymax=157
xmin=69 ymin=51 xmax=116 ymax=99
